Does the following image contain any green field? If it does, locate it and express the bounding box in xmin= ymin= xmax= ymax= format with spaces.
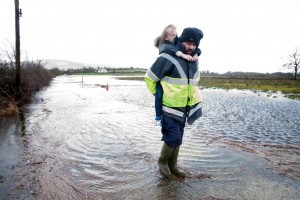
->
xmin=116 ymin=75 xmax=300 ymax=100
xmin=200 ymin=77 xmax=300 ymax=93
xmin=75 ymin=72 xmax=300 ymax=99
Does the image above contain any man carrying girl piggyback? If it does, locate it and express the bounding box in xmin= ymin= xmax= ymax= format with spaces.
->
xmin=153 ymin=24 xmax=202 ymax=126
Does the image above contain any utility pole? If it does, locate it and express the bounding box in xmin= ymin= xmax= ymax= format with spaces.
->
xmin=15 ymin=0 xmax=21 ymax=102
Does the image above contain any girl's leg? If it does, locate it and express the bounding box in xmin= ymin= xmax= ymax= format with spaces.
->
xmin=155 ymin=83 xmax=163 ymax=121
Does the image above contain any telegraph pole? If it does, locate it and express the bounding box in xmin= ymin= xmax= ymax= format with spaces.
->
xmin=15 ymin=0 xmax=21 ymax=102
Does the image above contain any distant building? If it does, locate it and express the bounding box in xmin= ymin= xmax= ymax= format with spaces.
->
xmin=97 ymin=67 xmax=108 ymax=73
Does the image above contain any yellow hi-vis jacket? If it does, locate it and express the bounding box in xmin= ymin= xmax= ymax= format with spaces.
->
xmin=145 ymin=53 xmax=202 ymax=125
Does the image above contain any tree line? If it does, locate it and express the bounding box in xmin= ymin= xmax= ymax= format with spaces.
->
xmin=48 ymin=66 xmax=147 ymax=76
xmin=48 ymin=66 xmax=298 ymax=79
xmin=48 ymin=47 xmax=299 ymax=80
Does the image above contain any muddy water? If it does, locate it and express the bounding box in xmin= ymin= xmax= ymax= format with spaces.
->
xmin=11 ymin=75 xmax=300 ymax=199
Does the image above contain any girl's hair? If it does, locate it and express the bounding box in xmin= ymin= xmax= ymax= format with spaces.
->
xmin=154 ymin=24 xmax=177 ymax=48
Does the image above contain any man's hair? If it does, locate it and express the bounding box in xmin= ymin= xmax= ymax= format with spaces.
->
xmin=154 ymin=24 xmax=177 ymax=48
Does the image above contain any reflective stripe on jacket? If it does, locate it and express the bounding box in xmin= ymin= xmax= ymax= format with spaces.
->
xmin=145 ymin=53 xmax=202 ymax=125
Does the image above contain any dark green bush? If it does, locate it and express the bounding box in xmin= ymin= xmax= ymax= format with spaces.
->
xmin=0 ymin=60 xmax=53 ymax=111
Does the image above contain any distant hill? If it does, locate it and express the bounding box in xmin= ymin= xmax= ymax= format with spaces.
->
xmin=44 ymin=59 xmax=110 ymax=70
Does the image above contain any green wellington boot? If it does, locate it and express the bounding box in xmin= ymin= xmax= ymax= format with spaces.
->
xmin=169 ymin=146 xmax=186 ymax=177
xmin=158 ymin=143 xmax=173 ymax=177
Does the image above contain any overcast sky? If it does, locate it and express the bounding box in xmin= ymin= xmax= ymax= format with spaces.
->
xmin=1 ymin=0 xmax=300 ymax=73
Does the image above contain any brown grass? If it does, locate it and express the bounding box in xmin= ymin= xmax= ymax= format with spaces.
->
xmin=0 ymin=102 xmax=19 ymax=117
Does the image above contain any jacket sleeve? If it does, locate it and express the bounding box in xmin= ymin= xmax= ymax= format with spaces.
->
xmin=144 ymin=71 xmax=158 ymax=95
xmin=193 ymin=48 xmax=202 ymax=56
xmin=144 ymin=57 xmax=173 ymax=94
xmin=159 ymin=43 xmax=178 ymax=56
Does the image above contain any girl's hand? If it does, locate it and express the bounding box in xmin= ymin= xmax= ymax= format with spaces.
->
xmin=192 ymin=54 xmax=199 ymax=62
xmin=181 ymin=54 xmax=193 ymax=62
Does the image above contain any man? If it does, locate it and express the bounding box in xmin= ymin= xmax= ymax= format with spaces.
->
xmin=145 ymin=27 xmax=204 ymax=177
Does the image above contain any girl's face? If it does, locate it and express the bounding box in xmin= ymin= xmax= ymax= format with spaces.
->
xmin=165 ymin=28 xmax=177 ymax=43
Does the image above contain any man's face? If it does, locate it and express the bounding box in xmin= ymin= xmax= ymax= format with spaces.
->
xmin=182 ymin=42 xmax=197 ymax=55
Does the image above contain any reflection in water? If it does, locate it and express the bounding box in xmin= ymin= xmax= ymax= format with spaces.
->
xmin=18 ymin=108 xmax=26 ymax=136
xmin=0 ymin=118 xmax=25 ymax=197
xmin=20 ymin=75 xmax=299 ymax=199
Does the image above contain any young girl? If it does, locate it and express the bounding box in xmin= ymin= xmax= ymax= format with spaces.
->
xmin=153 ymin=24 xmax=202 ymax=125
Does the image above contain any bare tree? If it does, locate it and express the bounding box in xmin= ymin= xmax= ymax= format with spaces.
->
xmin=282 ymin=47 xmax=300 ymax=80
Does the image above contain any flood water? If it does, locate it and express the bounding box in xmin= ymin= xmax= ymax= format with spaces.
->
xmin=2 ymin=75 xmax=300 ymax=199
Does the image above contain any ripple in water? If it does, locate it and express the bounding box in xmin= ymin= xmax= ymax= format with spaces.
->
xmin=23 ymin=76 xmax=299 ymax=199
